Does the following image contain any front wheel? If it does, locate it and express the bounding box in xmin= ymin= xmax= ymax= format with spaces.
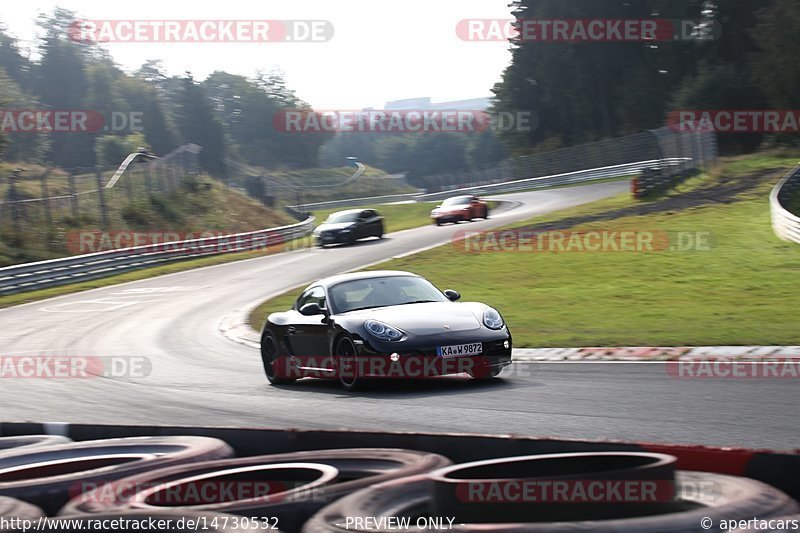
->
xmin=261 ymin=330 xmax=296 ymax=385
xmin=336 ymin=336 xmax=364 ymax=391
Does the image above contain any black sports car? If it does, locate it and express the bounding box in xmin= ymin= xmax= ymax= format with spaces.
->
xmin=312 ymin=209 xmax=384 ymax=246
xmin=259 ymin=271 xmax=513 ymax=390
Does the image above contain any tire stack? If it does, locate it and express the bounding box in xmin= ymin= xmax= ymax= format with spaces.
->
xmin=0 ymin=435 xmax=796 ymax=533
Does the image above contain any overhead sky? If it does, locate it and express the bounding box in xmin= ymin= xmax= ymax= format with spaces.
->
xmin=1 ymin=0 xmax=513 ymax=109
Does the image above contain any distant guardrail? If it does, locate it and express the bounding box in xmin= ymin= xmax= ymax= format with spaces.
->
xmin=770 ymin=164 xmax=800 ymax=244
xmin=289 ymin=158 xmax=689 ymax=211
xmin=0 ymin=217 xmax=315 ymax=296
xmin=0 ymin=158 xmax=693 ymax=296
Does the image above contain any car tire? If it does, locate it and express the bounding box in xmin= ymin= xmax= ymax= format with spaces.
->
xmin=0 ymin=437 xmax=234 ymax=515
xmin=336 ymin=336 xmax=364 ymax=392
xmin=0 ymin=496 xmax=45 ymax=521
xmin=0 ymin=435 xmax=72 ymax=452
xmin=260 ymin=330 xmax=296 ymax=385
xmin=61 ymin=449 xmax=450 ymax=532
xmin=434 ymin=220 xmax=442 ymax=226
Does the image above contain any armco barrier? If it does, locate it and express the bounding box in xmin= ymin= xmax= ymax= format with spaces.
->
xmin=0 ymin=217 xmax=315 ymax=296
xmin=770 ymin=164 xmax=800 ymax=244
xmin=290 ymin=158 xmax=689 ymax=212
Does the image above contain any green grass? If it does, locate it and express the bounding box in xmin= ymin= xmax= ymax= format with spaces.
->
xmin=249 ymin=153 xmax=800 ymax=347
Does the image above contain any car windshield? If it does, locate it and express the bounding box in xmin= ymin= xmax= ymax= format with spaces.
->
xmin=442 ymin=197 xmax=472 ymax=207
xmin=325 ymin=212 xmax=360 ymax=224
xmin=329 ymin=276 xmax=447 ymax=313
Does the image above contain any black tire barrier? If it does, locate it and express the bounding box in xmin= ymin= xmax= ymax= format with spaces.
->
xmin=303 ymin=471 xmax=800 ymax=532
xmin=60 ymin=449 xmax=451 ymax=533
xmin=0 ymin=496 xmax=45 ymax=521
xmin=97 ymin=463 xmax=334 ymax=533
xmin=0 ymin=437 xmax=234 ymax=515
xmin=0 ymin=436 xmax=72 ymax=453
xmin=429 ymin=452 xmax=677 ymax=523
xmin=0 ymin=510 xmax=284 ymax=533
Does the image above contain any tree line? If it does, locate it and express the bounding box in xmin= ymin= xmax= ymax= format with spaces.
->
xmin=492 ymin=0 xmax=800 ymax=156
xmin=0 ymin=8 xmax=330 ymax=177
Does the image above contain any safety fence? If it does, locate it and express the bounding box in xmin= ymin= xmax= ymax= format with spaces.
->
xmin=0 ymin=144 xmax=202 ymax=238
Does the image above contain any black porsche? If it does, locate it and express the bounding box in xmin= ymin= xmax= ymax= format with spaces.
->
xmin=259 ymin=271 xmax=513 ymax=390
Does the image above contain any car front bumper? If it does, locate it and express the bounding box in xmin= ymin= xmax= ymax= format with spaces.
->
xmin=315 ymin=232 xmax=351 ymax=245
xmin=349 ymin=334 xmax=513 ymax=379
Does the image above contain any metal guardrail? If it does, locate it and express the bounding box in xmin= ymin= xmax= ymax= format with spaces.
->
xmin=290 ymin=158 xmax=689 ymax=211
xmin=0 ymin=217 xmax=315 ymax=296
xmin=770 ymin=164 xmax=800 ymax=244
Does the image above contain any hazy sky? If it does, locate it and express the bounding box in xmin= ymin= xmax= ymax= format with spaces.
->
xmin=1 ymin=0 xmax=513 ymax=109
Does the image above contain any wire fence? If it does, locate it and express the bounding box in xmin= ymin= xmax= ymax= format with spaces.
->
xmin=0 ymin=145 xmax=202 ymax=245
xmin=414 ymin=126 xmax=717 ymax=194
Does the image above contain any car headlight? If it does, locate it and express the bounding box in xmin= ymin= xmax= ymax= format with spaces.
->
xmin=365 ymin=320 xmax=403 ymax=341
xmin=483 ymin=307 xmax=504 ymax=330
xmin=340 ymin=228 xmax=352 ymax=233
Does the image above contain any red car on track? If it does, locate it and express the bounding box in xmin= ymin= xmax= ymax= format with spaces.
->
xmin=430 ymin=195 xmax=489 ymax=225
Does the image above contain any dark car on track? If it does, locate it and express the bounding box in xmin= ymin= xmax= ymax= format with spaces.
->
xmin=259 ymin=271 xmax=512 ymax=390
xmin=430 ymin=195 xmax=489 ymax=225
xmin=313 ymin=209 xmax=384 ymax=246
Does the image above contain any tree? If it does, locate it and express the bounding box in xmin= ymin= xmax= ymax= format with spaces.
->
xmin=173 ymin=75 xmax=227 ymax=177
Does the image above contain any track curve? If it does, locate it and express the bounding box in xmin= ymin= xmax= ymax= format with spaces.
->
xmin=0 ymin=181 xmax=796 ymax=451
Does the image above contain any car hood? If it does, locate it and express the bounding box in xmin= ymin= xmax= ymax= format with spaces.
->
xmin=348 ymin=302 xmax=483 ymax=335
xmin=316 ymin=222 xmax=355 ymax=232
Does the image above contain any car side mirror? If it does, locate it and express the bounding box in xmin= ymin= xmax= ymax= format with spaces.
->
xmin=444 ymin=290 xmax=461 ymax=302
xmin=300 ymin=303 xmax=327 ymax=316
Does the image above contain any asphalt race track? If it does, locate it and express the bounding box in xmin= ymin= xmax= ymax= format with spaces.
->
xmin=1 ymin=181 xmax=796 ymax=451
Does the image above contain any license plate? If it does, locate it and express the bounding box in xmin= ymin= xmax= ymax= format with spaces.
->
xmin=437 ymin=343 xmax=483 ymax=358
